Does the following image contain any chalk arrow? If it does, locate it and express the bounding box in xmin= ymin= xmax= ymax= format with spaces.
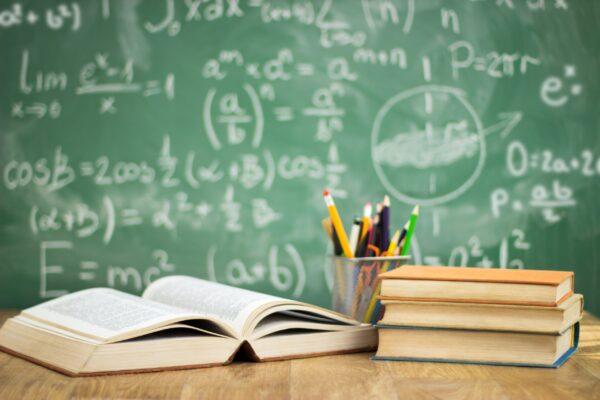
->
xmin=26 ymin=103 xmax=47 ymax=118
xmin=482 ymin=111 xmax=523 ymax=138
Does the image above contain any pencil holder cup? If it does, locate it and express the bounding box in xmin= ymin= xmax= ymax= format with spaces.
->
xmin=329 ymin=255 xmax=410 ymax=325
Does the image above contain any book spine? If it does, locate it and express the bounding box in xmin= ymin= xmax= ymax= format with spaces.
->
xmin=371 ymin=323 xmax=580 ymax=369
xmin=378 ymin=295 xmax=564 ymax=307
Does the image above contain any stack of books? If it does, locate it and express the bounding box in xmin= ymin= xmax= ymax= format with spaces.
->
xmin=372 ymin=266 xmax=583 ymax=368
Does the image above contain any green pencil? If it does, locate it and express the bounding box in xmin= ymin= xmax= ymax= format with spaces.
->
xmin=400 ymin=205 xmax=420 ymax=256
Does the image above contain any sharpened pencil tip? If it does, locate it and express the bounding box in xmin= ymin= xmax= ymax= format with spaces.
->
xmin=413 ymin=205 xmax=420 ymax=215
xmin=363 ymin=202 xmax=372 ymax=217
xmin=323 ymin=190 xmax=329 ymax=197
xmin=383 ymin=195 xmax=390 ymax=206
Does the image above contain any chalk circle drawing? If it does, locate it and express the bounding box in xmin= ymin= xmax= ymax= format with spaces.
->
xmin=371 ymin=85 xmax=486 ymax=206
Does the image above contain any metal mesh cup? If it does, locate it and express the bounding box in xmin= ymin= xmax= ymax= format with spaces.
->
xmin=329 ymin=255 xmax=410 ymax=325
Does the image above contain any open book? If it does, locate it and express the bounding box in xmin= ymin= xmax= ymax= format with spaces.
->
xmin=0 ymin=276 xmax=376 ymax=376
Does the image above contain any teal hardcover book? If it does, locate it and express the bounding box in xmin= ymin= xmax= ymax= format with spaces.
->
xmin=371 ymin=323 xmax=579 ymax=368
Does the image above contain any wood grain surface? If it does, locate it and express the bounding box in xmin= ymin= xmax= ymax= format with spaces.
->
xmin=0 ymin=310 xmax=598 ymax=399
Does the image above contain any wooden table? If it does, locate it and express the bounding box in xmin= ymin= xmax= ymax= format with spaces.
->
xmin=0 ymin=310 xmax=599 ymax=399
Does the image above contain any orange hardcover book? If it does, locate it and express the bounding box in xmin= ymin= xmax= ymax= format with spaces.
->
xmin=379 ymin=266 xmax=574 ymax=307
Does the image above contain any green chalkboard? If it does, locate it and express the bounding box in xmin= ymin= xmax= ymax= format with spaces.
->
xmin=1 ymin=0 xmax=599 ymax=315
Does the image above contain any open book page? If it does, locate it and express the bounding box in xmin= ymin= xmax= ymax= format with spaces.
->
xmin=251 ymin=315 xmax=359 ymax=340
xmin=22 ymin=288 xmax=200 ymax=342
xmin=143 ymin=276 xmax=284 ymax=336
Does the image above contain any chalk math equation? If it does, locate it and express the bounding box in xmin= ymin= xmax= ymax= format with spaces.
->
xmin=1 ymin=0 xmax=596 ymax=307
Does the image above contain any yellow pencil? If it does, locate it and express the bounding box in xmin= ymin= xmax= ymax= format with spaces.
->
xmin=323 ymin=191 xmax=353 ymax=258
xmin=363 ymin=230 xmax=400 ymax=323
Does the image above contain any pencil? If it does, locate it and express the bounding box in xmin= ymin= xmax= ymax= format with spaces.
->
xmin=366 ymin=226 xmax=377 ymax=257
xmin=321 ymin=218 xmax=333 ymax=240
xmin=363 ymin=230 xmax=400 ymax=323
xmin=372 ymin=202 xmax=382 ymax=252
xmin=360 ymin=202 xmax=372 ymax=240
xmin=356 ymin=227 xmax=371 ymax=257
xmin=397 ymin=221 xmax=409 ymax=247
xmin=349 ymin=217 xmax=362 ymax=256
xmin=350 ymin=217 xmax=363 ymax=253
xmin=332 ymin=225 xmax=343 ymax=256
xmin=380 ymin=195 xmax=391 ymax=251
xmin=323 ymin=191 xmax=354 ymax=258
xmin=401 ymin=205 xmax=420 ymax=256
xmin=323 ymin=217 xmax=344 ymax=256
